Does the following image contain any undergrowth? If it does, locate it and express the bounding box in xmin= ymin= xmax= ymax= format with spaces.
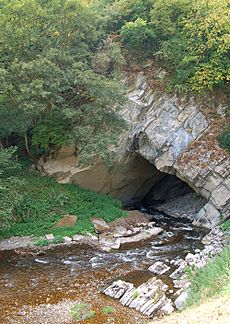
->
xmin=70 ymin=303 xmax=95 ymax=321
xmin=0 ymin=170 xmax=126 ymax=239
xmin=186 ymin=246 xmax=230 ymax=307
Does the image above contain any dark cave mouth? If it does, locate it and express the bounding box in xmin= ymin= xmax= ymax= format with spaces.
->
xmin=125 ymin=154 xmax=207 ymax=221
xmin=142 ymin=173 xmax=207 ymax=221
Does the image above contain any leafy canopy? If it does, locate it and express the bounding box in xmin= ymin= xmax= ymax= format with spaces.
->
xmin=0 ymin=0 xmax=126 ymax=163
xmin=101 ymin=0 xmax=230 ymax=92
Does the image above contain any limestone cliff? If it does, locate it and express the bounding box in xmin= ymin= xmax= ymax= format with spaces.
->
xmin=40 ymin=70 xmax=230 ymax=228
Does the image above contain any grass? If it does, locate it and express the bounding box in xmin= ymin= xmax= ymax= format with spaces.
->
xmin=102 ymin=306 xmax=115 ymax=315
xmin=70 ymin=303 xmax=95 ymax=321
xmin=186 ymin=246 xmax=230 ymax=307
xmin=0 ymin=170 xmax=127 ymax=239
xmin=34 ymin=239 xmax=49 ymax=247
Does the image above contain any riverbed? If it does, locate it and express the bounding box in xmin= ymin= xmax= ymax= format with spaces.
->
xmin=0 ymin=211 xmax=208 ymax=323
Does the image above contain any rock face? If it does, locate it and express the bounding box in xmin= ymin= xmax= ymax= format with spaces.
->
xmin=40 ymin=70 xmax=230 ymax=228
xmin=103 ymin=278 xmax=174 ymax=317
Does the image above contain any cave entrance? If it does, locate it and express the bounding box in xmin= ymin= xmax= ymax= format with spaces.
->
xmin=142 ymin=174 xmax=206 ymax=221
xmin=125 ymin=154 xmax=207 ymax=222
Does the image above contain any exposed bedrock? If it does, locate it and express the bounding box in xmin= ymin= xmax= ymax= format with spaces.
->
xmin=40 ymin=71 xmax=230 ymax=228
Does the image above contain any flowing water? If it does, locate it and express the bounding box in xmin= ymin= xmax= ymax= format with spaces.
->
xmin=0 ymin=210 xmax=208 ymax=323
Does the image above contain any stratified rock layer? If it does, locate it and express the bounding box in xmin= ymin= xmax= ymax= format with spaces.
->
xmin=40 ymin=70 xmax=230 ymax=228
xmin=103 ymin=277 xmax=174 ymax=317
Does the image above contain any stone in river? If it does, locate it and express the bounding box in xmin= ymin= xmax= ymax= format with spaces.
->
xmin=174 ymin=288 xmax=190 ymax=310
xmin=119 ymin=227 xmax=163 ymax=245
xmin=103 ymin=277 xmax=174 ymax=317
xmin=63 ymin=236 xmax=72 ymax=242
xmin=113 ymin=225 xmax=128 ymax=237
xmin=148 ymin=261 xmax=170 ymax=275
xmin=99 ymin=234 xmax=120 ymax=249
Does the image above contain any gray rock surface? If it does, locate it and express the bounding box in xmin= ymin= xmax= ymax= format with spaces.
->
xmin=148 ymin=261 xmax=170 ymax=275
xmin=40 ymin=71 xmax=230 ymax=228
xmin=91 ymin=218 xmax=110 ymax=234
xmin=103 ymin=277 xmax=174 ymax=317
xmin=119 ymin=227 xmax=163 ymax=245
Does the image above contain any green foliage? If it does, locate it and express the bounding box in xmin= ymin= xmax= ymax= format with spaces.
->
xmin=70 ymin=303 xmax=95 ymax=321
xmin=102 ymin=306 xmax=115 ymax=314
xmin=218 ymin=127 xmax=230 ymax=153
xmin=0 ymin=0 xmax=126 ymax=164
xmin=101 ymin=0 xmax=154 ymax=33
xmin=121 ymin=18 xmax=155 ymax=59
xmin=52 ymin=235 xmax=65 ymax=244
xmin=0 ymin=147 xmax=24 ymax=226
xmin=181 ymin=0 xmax=230 ymax=92
xmin=153 ymin=0 xmax=230 ymax=91
xmin=0 ymin=170 xmax=126 ymax=238
xmin=34 ymin=239 xmax=49 ymax=247
xmin=132 ymin=290 xmax=139 ymax=299
xmin=101 ymin=0 xmax=230 ymax=92
xmin=186 ymin=246 xmax=230 ymax=307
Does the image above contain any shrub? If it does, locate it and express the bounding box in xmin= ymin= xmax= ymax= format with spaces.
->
xmin=121 ymin=18 xmax=155 ymax=59
xmin=52 ymin=235 xmax=65 ymax=244
xmin=34 ymin=239 xmax=49 ymax=247
xmin=0 ymin=170 xmax=126 ymax=239
xmin=0 ymin=147 xmax=24 ymax=226
xmin=218 ymin=127 xmax=230 ymax=153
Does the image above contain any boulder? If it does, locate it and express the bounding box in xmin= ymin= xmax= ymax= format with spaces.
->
xmin=174 ymin=288 xmax=190 ymax=310
xmin=45 ymin=234 xmax=54 ymax=240
xmin=103 ymin=277 xmax=174 ymax=317
xmin=113 ymin=225 xmax=128 ymax=237
xmin=110 ymin=210 xmax=150 ymax=231
xmin=72 ymin=234 xmax=84 ymax=241
xmin=53 ymin=215 xmax=77 ymax=228
xmin=99 ymin=234 xmax=121 ymax=249
xmin=63 ymin=236 xmax=72 ymax=242
xmin=119 ymin=227 xmax=163 ymax=245
xmin=169 ymin=261 xmax=187 ymax=279
xmin=103 ymin=280 xmax=134 ymax=299
xmin=91 ymin=217 xmax=110 ymax=234
xmin=148 ymin=261 xmax=170 ymax=275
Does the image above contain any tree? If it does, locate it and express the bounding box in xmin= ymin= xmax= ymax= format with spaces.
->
xmin=182 ymin=0 xmax=230 ymax=91
xmin=121 ymin=18 xmax=156 ymax=59
xmin=0 ymin=0 xmax=126 ymax=163
xmin=0 ymin=148 xmax=23 ymax=226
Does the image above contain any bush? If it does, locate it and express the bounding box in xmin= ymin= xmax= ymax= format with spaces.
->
xmin=121 ymin=18 xmax=155 ymax=59
xmin=52 ymin=235 xmax=65 ymax=244
xmin=218 ymin=127 xmax=230 ymax=153
xmin=0 ymin=147 xmax=24 ymax=226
